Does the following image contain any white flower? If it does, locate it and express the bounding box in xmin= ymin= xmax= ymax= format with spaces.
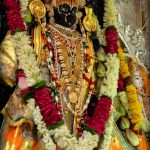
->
xmin=27 ymin=99 xmax=56 ymax=150
xmin=100 ymin=54 xmax=119 ymax=99
xmin=99 ymin=115 xmax=113 ymax=150
xmin=12 ymin=32 xmax=42 ymax=86
xmin=103 ymin=0 xmax=118 ymax=28
xmin=19 ymin=0 xmax=29 ymax=13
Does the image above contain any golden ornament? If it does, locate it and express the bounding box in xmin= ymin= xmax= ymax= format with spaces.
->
xmin=29 ymin=0 xmax=46 ymax=19
xmin=83 ymin=7 xmax=97 ymax=32
xmin=69 ymin=92 xmax=78 ymax=103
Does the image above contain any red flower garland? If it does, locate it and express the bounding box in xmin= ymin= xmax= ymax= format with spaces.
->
xmin=34 ymin=86 xmax=63 ymax=126
xmin=85 ymin=97 xmax=112 ymax=136
xmin=85 ymin=27 xmax=119 ymax=136
xmin=17 ymin=70 xmax=63 ymax=127
xmin=105 ymin=27 xmax=118 ymax=54
xmin=118 ymin=74 xmax=125 ymax=92
xmin=5 ymin=0 xmax=25 ymax=33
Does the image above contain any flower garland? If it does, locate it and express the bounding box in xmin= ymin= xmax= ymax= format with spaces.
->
xmin=27 ymin=99 xmax=56 ymax=150
xmin=96 ymin=0 xmax=120 ymax=148
xmin=128 ymin=59 xmax=150 ymax=132
xmin=19 ymin=0 xmax=29 ymax=17
xmin=103 ymin=0 xmax=118 ymax=29
xmin=91 ymin=25 xmax=119 ymax=150
xmin=5 ymin=0 xmax=25 ymax=33
xmin=118 ymin=91 xmax=129 ymax=113
xmin=95 ymin=15 xmax=106 ymax=46
xmin=100 ymin=53 xmax=119 ymax=99
xmin=11 ymin=32 xmax=41 ymax=86
xmin=85 ymin=27 xmax=119 ymax=150
xmin=99 ymin=54 xmax=119 ymax=150
xmin=12 ymin=32 xmax=60 ymax=149
xmin=117 ymin=75 xmax=129 ymax=114
xmin=118 ymin=43 xmax=143 ymax=130
xmin=85 ymin=97 xmax=112 ymax=136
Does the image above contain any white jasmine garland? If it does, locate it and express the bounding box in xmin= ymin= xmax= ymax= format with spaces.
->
xmin=98 ymin=54 xmax=119 ymax=150
xmin=19 ymin=0 xmax=29 ymax=18
xmin=77 ymin=131 xmax=99 ymax=150
xmin=11 ymin=32 xmax=41 ymax=86
xmin=52 ymin=125 xmax=78 ymax=150
xmin=27 ymin=99 xmax=56 ymax=150
xmin=99 ymin=114 xmax=113 ymax=150
xmin=103 ymin=0 xmax=118 ymax=28
xmin=100 ymin=53 xmax=119 ymax=100
xmin=95 ymin=15 xmax=106 ymax=46
xmin=51 ymin=125 xmax=99 ymax=150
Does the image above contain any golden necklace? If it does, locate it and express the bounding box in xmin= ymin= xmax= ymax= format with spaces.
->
xmin=48 ymin=24 xmax=85 ymax=104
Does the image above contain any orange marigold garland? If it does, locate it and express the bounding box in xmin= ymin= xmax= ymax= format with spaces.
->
xmin=118 ymin=42 xmax=143 ymax=130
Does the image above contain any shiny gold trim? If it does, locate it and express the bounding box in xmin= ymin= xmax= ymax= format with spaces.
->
xmin=29 ymin=0 xmax=46 ymax=19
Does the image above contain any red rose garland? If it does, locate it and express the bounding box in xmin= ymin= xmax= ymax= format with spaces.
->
xmin=34 ymin=86 xmax=63 ymax=126
xmin=17 ymin=70 xmax=63 ymax=127
xmin=5 ymin=0 xmax=25 ymax=33
xmin=85 ymin=26 xmax=119 ymax=136
xmin=105 ymin=27 xmax=118 ymax=54
xmin=85 ymin=97 xmax=112 ymax=136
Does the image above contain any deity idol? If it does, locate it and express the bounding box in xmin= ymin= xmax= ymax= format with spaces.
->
xmin=0 ymin=0 xmax=150 ymax=150
xmin=0 ymin=0 xmax=98 ymax=149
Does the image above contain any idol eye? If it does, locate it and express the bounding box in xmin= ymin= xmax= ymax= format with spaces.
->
xmin=72 ymin=7 xmax=77 ymax=14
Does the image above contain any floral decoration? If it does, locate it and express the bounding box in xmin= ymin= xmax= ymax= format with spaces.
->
xmin=118 ymin=43 xmax=143 ymax=130
xmin=27 ymin=99 xmax=56 ymax=150
xmin=5 ymin=0 xmax=25 ymax=33
xmin=86 ymin=97 xmax=112 ymax=136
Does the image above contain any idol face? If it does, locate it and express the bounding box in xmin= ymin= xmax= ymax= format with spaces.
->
xmin=54 ymin=3 xmax=77 ymax=27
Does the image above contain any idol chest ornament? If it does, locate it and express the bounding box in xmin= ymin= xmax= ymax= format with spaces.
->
xmin=45 ymin=24 xmax=95 ymax=134
xmin=47 ymin=24 xmax=84 ymax=104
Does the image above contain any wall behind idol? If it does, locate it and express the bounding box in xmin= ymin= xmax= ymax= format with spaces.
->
xmin=116 ymin=0 xmax=150 ymax=70
xmin=142 ymin=0 xmax=150 ymax=69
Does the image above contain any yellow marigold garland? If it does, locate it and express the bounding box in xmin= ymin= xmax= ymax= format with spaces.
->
xmin=118 ymin=46 xmax=130 ymax=78
xmin=118 ymin=43 xmax=143 ymax=130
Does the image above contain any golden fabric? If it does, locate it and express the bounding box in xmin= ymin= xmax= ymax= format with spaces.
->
xmin=2 ymin=88 xmax=32 ymax=127
xmin=0 ymin=32 xmax=17 ymax=87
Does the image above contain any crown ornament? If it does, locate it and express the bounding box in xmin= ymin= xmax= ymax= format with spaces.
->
xmin=52 ymin=0 xmax=86 ymax=8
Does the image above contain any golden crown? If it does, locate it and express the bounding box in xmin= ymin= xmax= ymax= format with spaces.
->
xmin=52 ymin=0 xmax=86 ymax=8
